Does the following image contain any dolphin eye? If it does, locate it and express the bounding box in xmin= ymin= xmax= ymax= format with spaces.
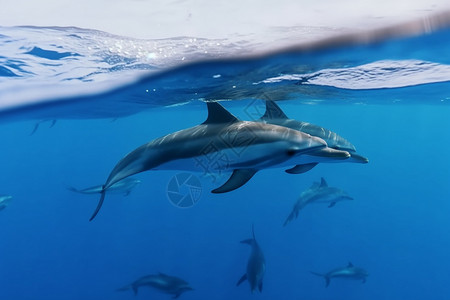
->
xmin=286 ymin=148 xmax=297 ymax=156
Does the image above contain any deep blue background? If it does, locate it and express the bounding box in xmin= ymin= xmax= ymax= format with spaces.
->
xmin=1 ymin=100 xmax=449 ymax=300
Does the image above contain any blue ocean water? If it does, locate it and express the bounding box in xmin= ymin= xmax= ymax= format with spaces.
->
xmin=1 ymin=22 xmax=450 ymax=300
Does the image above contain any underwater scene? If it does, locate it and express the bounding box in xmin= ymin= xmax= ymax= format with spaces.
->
xmin=1 ymin=11 xmax=450 ymax=300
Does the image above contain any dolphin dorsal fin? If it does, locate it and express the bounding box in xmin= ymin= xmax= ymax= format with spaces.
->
xmin=261 ymin=101 xmax=289 ymax=120
xmin=348 ymin=262 xmax=354 ymax=267
xmin=202 ymin=102 xmax=239 ymax=124
xmin=320 ymin=178 xmax=328 ymax=188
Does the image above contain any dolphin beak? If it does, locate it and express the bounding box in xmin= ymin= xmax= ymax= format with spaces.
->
xmin=349 ymin=152 xmax=369 ymax=163
xmin=307 ymin=147 xmax=351 ymax=159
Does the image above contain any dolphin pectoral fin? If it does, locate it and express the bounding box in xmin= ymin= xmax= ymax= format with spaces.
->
xmin=89 ymin=189 xmax=106 ymax=221
xmin=259 ymin=281 xmax=263 ymax=292
xmin=236 ymin=274 xmax=247 ymax=286
xmin=211 ymin=169 xmax=257 ymax=193
xmin=285 ymin=163 xmax=318 ymax=174
xmin=132 ymin=284 xmax=138 ymax=296
xmin=173 ymin=292 xmax=181 ymax=299
xmin=29 ymin=122 xmax=40 ymax=136
xmin=328 ymin=202 xmax=336 ymax=208
xmin=362 ymin=278 xmax=366 ymax=284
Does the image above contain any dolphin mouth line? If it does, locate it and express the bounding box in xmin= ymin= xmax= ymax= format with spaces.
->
xmin=296 ymin=145 xmax=327 ymax=155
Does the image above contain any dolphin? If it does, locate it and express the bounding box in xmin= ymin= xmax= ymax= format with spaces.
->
xmin=29 ymin=119 xmax=57 ymax=136
xmin=0 ymin=195 xmax=12 ymax=211
xmin=259 ymin=101 xmax=368 ymax=174
xmin=67 ymin=177 xmax=141 ymax=196
xmin=237 ymin=225 xmax=266 ymax=293
xmin=283 ymin=178 xmax=353 ymax=226
xmin=117 ymin=272 xmax=193 ymax=298
xmin=89 ymin=101 xmax=328 ymax=220
xmin=311 ymin=262 xmax=368 ymax=287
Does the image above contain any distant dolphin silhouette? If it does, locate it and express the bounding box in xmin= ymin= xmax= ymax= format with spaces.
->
xmin=29 ymin=119 xmax=56 ymax=136
xmin=237 ymin=225 xmax=265 ymax=293
xmin=0 ymin=195 xmax=12 ymax=211
xmin=67 ymin=177 xmax=141 ymax=196
xmin=117 ymin=272 xmax=193 ymax=298
xmin=284 ymin=178 xmax=353 ymax=226
xmin=89 ymin=101 xmax=328 ymax=220
xmin=311 ymin=262 xmax=368 ymax=287
xmin=259 ymin=101 xmax=368 ymax=174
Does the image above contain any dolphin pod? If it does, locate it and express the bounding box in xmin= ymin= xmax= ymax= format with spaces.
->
xmin=311 ymin=262 xmax=369 ymax=287
xmin=284 ymin=177 xmax=354 ymax=226
xmin=89 ymin=101 xmax=330 ymax=220
xmin=117 ymin=272 xmax=193 ymax=298
xmin=80 ymin=100 xmax=368 ymax=296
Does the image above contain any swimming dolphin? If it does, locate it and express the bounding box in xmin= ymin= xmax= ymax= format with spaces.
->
xmin=311 ymin=262 xmax=368 ymax=287
xmin=259 ymin=101 xmax=368 ymax=174
xmin=117 ymin=272 xmax=193 ymax=298
xmin=0 ymin=195 xmax=12 ymax=211
xmin=237 ymin=225 xmax=266 ymax=293
xmin=67 ymin=178 xmax=141 ymax=196
xmin=89 ymin=101 xmax=328 ymax=220
xmin=283 ymin=178 xmax=353 ymax=226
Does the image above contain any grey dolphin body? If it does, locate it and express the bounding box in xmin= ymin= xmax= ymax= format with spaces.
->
xmin=117 ymin=273 xmax=193 ymax=298
xmin=90 ymin=102 xmax=328 ymax=220
xmin=0 ymin=195 xmax=12 ymax=211
xmin=283 ymin=178 xmax=353 ymax=226
xmin=237 ymin=226 xmax=266 ymax=293
xmin=68 ymin=178 xmax=141 ymax=196
xmin=259 ymin=101 xmax=368 ymax=174
xmin=311 ymin=262 xmax=368 ymax=287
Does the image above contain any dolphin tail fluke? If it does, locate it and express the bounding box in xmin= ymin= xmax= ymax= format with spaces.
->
xmin=310 ymin=271 xmax=330 ymax=287
xmin=283 ymin=211 xmax=295 ymax=227
xmin=89 ymin=188 xmax=106 ymax=221
xmin=211 ymin=169 xmax=257 ymax=193
xmin=236 ymin=273 xmax=247 ymax=286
